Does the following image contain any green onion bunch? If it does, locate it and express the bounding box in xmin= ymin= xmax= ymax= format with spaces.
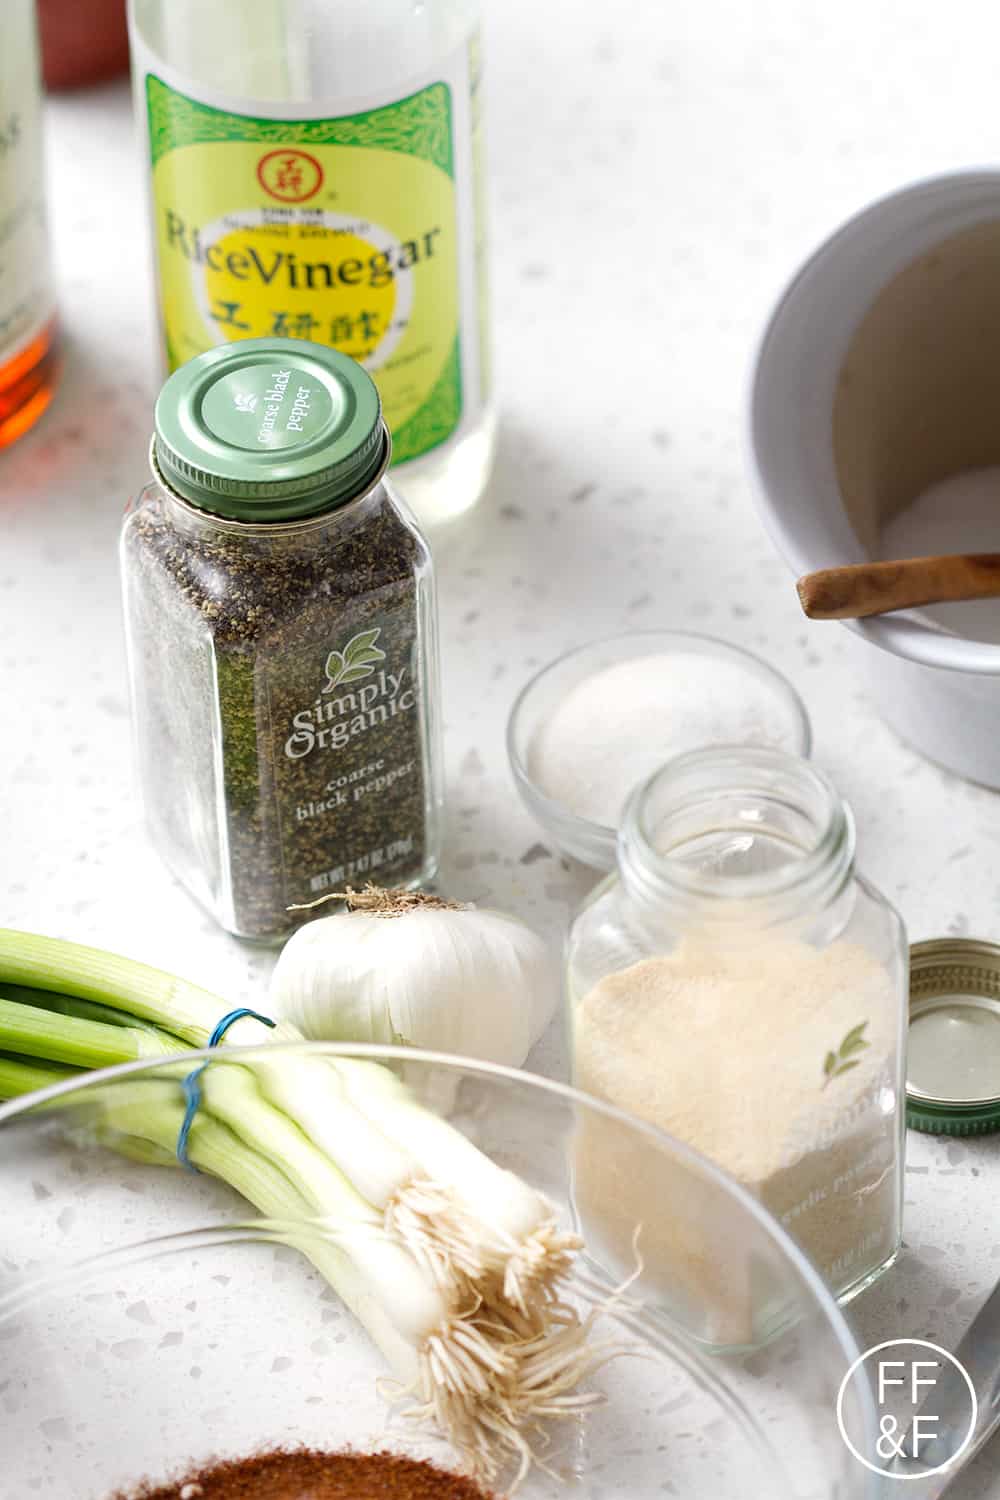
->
xmin=0 ymin=930 xmax=611 ymax=1485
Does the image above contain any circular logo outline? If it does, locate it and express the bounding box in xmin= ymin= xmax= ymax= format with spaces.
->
xmin=836 ymin=1337 xmax=978 ymax=1480
xmin=256 ymin=148 xmax=324 ymax=203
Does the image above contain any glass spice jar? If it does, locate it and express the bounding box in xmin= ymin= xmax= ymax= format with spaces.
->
xmin=566 ymin=746 xmax=908 ymax=1310
xmin=121 ymin=337 xmax=443 ymax=941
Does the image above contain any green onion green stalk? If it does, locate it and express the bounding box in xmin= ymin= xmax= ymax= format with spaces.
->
xmin=0 ymin=930 xmax=606 ymax=1485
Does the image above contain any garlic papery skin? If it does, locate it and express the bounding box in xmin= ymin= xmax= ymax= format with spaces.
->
xmin=270 ymin=893 xmax=557 ymax=1068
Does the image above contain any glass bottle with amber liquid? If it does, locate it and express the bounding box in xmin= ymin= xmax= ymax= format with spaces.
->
xmin=0 ymin=0 xmax=59 ymax=448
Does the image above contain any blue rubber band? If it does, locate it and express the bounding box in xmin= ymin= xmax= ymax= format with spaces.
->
xmin=176 ymin=1007 xmax=276 ymax=1172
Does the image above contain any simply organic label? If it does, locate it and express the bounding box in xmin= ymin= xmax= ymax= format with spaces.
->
xmin=265 ymin=620 xmax=425 ymax=907
xmin=0 ymin=4 xmax=54 ymax=364
xmin=140 ymin=41 xmax=486 ymax=465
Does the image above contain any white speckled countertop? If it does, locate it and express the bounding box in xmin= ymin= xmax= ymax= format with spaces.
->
xmin=2 ymin=1 xmax=999 ymax=1492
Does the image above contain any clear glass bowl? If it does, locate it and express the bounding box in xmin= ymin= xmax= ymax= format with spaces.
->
xmin=0 ymin=1044 xmax=874 ymax=1499
xmin=507 ymin=631 xmax=812 ymax=869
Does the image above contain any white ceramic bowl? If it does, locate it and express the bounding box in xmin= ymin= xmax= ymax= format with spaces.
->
xmin=748 ymin=169 xmax=1000 ymax=786
xmin=508 ymin=631 xmax=811 ymax=869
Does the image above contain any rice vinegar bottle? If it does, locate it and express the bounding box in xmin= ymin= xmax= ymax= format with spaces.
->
xmin=127 ymin=0 xmax=494 ymax=529
xmin=0 ymin=0 xmax=59 ymax=449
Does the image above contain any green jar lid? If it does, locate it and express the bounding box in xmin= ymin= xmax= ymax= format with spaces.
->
xmin=153 ymin=338 xmax=385 ymax=521
xmin=906 ymin=938 xmax=1000 ymax=1135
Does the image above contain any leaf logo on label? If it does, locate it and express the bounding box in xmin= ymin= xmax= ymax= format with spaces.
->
xmin=323 ymin=628 xmax=386 ymax=693
xmin=821 ymin=1020 xmax=870 ymax=1088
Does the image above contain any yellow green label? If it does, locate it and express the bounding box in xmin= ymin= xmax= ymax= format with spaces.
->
xmin=146 ymin=73 xmax=465 ymax=464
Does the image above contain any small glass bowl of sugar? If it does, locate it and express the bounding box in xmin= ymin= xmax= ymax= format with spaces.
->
xmin=507 ymin=630 xmax=812 ymax=869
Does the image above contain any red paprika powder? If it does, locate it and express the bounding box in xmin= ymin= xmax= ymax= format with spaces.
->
xmin=116 ymin=1447 xmax=498 ymax=1499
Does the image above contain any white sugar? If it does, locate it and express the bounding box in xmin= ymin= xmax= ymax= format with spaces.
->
xmin=526 ymin=652 xmax=799 ymax=827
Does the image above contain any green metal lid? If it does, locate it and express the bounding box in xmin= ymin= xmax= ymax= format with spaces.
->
xmin=153 ymin=338 xmax=385 ymax=521
xmin=906 ymin=938 xmax=1000 ymax=1135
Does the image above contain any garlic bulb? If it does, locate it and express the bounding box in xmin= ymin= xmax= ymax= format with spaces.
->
xmin=270 ymin=887 xmax=557 ymax=1068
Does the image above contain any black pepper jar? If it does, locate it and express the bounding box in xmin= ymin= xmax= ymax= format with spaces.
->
xmin=121 ymin=338 xmax=443 ymax=941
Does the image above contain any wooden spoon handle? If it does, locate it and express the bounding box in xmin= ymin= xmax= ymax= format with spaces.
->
xmin=797 ymin=554 xmax=1000 ymax=620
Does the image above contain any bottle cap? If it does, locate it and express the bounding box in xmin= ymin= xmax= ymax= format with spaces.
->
xmin=153 ymin=338 xmax=385 ymax=521
xmin=906 ymin=938 xmax=1000 ymax=1135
